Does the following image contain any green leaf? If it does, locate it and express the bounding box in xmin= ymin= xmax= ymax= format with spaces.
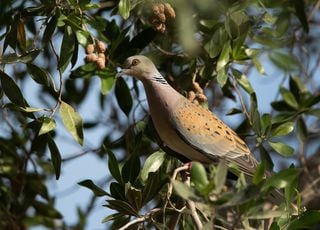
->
xmin=293 ymin=0 xmax=309 ymax=33
xmin=217 ymin=67 xmax=228 ymax=88
xmin=47 ymin=134 xmax=61 ymax=180
xmin=214 ymin=160 xmax=228 ymax=193
xmin=110 ymin=182 xmax=125 ymax=200
xmin=106 ymin=200 xmax=138 ymax=216
xmin=59 ymin=101 xmax=84 ymax=145
xmin=252 ymin=163 xmax=265 ymax=184
xmin=27 ymin=63 xmax=55 ymax=89
xmin=0 ymin=70 xmax=26 ymax=107
xmin=296 ymin=117 xmax=307 ymax=142
xmin=58 ymin=26 xmax=75 ymax=73
xmin=43 ymin=15 xmax=58 ymax=45
xmin=287 ymin=210 xmax=320 ymax=230
xmin=101 ymin=213 xmax=124 ymax=223
xmin=75 ymin=30 xmax=92 ymax=46
xmin=259 ymin=145 xmax=274 ymax=171
xmin=261 ymin=113 xmax=271 ymax=135
xmin=78 ymin=180 xmax=108 ymax=196
xmin=39 ymin=117 xmax=56 ymax=136
xmin=191 ymin=162 xmax=209 ymax=193
xmin=142 ymin=172 xmax=166 ymax=205
xmin=271 ymin=122 xmax=294 ymax=137
xmin=262 ymin=168 xmax=299 ymax=191
xmin=0 ymin=49 xmax=41 ymax=64
xmin=118 ymin=0 xmax=131 ymax=19
xmin=105 ymin=147 xmax=123 ymax=184
xmin=232 ymin=69 xmax=254 ymax=94
xmin=121 ymin=154 xmax=140 ymax=184
xmin=269 ymin=51 xmax=299 ymax=72
xmin=173 ymin=180 xmax=200 ymax=201
xmin=269 ymin=141 xmax=294 ymax=157
xmin=280 ymin=87 xmax=299 ymax=109
xmin=126 ymin=186 xmax=142 ymax=211
xmin=115 ymin=77 xmax=133 ymax=116
xmin=100 ymin=77 xmax=115 ymax=95
xmin=216 ymin=41 xmax=231 ymax=71
xmin=140 ymin=151 xmax=165 ymax=182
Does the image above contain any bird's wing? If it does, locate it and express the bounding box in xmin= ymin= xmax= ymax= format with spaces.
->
xmin=171 ymin=98 xmax=258 ymax=176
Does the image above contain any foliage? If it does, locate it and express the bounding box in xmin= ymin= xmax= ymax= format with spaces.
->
xmin=0 ymin=0 xmax=320 ymax=229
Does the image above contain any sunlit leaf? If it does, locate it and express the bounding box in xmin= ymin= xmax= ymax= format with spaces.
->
xmin=271 ymin=122 xmax=294 ymax=137
xmin=287 ymin=210 xmax=320 ymax=230
xmin=191 ymin=162 xmax=209 ymax=193
xmin=216 ymin=41 xmax=231 ymax=71
xmin=262 ymin=168 xmax=299 ymax=190
xmin=59 ymin=101 xmax=84 ymax=145
xmin=269 ymin=141 xmax=294 ymax=157
xmin=173 ymin=180 xmax=200 ymax=201
xmin=140 ymin=151 xmax=165 ymax=182
xmin=39 ymin=117 xmax=56 ymax=136
xmin=118 ymin=0 xmax=131 ymax=19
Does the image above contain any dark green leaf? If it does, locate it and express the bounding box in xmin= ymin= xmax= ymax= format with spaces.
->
xmin=259 ymin=145 xmax=274 ymax=171
xmin=47 ymin=134 xmax=61 ymax=180
xmin=268 ymin=141 xmax=294 ymax=157
xmin=43 ymin=15 xmax=58 ymax=45
xmin=110 ymin=182 xmax=125 ymax=200
xmin=287 ymin=210 xmax=320 ymax=230
xmin=129 ymin=27 xmax=156 ymax=51
xmin=104 ymin=147 xmax=122 ymax=183
xmin=293 ymin=0 xmax=309 ymax=33
xmin=271 ymin=122 xmax=294 ymax=137
xmin=0 ymin=70 xmax=26 ymax=107
xmin=296 ymin=117 xmax=307 ymax=142
xmin=0 ymin=49 xmax=41 ymax=64
xmin=226 ymin=108 xmax=243 ymax=115
xmin=115 ymin=77 xmax=133 ymax=116
xmin=101 ymin=213 xmax=124 ymax=223
xmin=140 ymin=151 xmax=165 ymax=182
xmin=33 ymin=200 xmax=62 ymax=218
xmin=126 ymin=186 xmax=142 ymax=211
xmin=122 ymin=154 xmax=140 ymax=184
xmin=261 ymin=113 xmax=271 ymax=135
xmin=78 ymin=179 xmax=108 ymax=196
xmin=59 ymin=101 xmax=84 ymax=145
xmin=106 ymin=200 xmax=138 ymax=216
xmin=58 ymin=26 xmax=75 ymax=73
xmin=142 ymin=172 xmax=166 ymax=205
xmin=27 ymin=63 xmax=55 ymax=89
xmin=39 ymin=117 xmax=56 ymax=136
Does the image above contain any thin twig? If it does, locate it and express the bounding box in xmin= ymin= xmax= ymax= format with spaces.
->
xmin=118 ymin=208 xmax=162 ymax=230
xmin=184 ymin=175 xmax=203 ymax=230
xmin=230 ymin=76 xmax=251 ymax=124
xmin=308 ymin=0 xmax=320 ymax=21
xmin=49 ymin=39 xmax=64 ymax=117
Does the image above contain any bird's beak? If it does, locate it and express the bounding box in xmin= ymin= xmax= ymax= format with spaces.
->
xmin=116 ymin=60 xmax=131 ymax=78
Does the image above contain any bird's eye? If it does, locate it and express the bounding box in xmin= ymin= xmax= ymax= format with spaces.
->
xmin=131 ymin=59 xmax=140 ymax=66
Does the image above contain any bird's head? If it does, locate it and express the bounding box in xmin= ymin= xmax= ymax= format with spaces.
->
xmin=117 ymin=55 xmax=159 ymax=81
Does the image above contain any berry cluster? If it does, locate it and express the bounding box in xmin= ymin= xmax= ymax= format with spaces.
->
xmin=187 ymin=81 xmax=207 ymax=105
xmin=85 ymin=41 xmax=107 ymax=69
xmin=149 ymin=3 xmax=176 ymax=33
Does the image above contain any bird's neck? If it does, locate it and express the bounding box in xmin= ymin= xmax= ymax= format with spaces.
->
xmin=142 ymin=74 xmax=183 ymax=113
